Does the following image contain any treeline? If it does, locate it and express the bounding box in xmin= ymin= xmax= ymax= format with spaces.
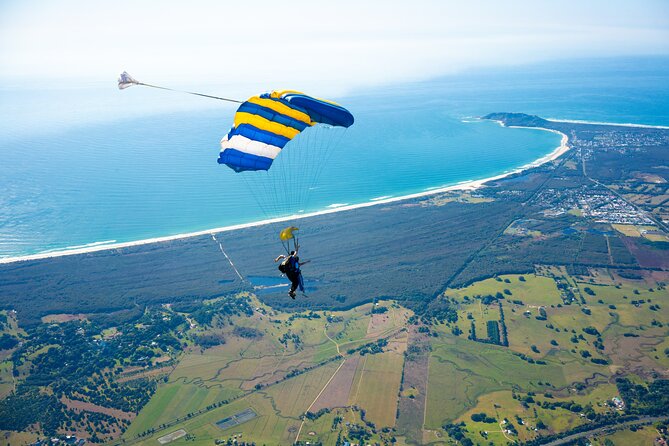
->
xmin=190 ymin=294 xmax=254 ymax=326
xmin=0 ymin=307 xmax=187 ymax=438
xmin=617 ymin=378 xmax=669 ymax=416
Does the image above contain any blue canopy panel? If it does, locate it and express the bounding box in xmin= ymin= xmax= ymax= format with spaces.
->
xmin=271 ymin=92 xmax=354 ymax=128
xmin=218 ymin=148 xmax=273 ymax=172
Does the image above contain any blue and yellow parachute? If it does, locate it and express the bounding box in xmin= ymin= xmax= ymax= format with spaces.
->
xmin=218 ymin=90 xmax=354 ymax=172
xmin=117 ymin=72 xmax=354 ymax=219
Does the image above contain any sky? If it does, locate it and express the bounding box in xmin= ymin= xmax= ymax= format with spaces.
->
xmin=1 ymin=0 xmax=669 ymax=95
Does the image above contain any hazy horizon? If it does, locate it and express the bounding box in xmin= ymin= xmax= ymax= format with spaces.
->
xmin=1 ymin=0 xmax=668 ymax=96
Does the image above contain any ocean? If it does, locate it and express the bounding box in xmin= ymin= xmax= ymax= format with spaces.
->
xmin=1 ymin=56 xmax=668 ymax=259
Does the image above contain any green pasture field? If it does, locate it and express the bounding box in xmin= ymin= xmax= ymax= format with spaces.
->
xmin=126 ymin=299 xmax=412 ymax=443
xmin=533 ymin=382 xmax=620 ymax=414
xmin=452 ymin=384 xmax=622 ymax=445
xmin=592 ymin=425 xmax=659 ymax=446
xmin=453 ymin=300 xmax=501 ymax=342
xmin=653 ymin=336 xmax=669 ymax=369
xmin=349 ymin=349 xmax=404 ymax=427
xmin=445 ymin=273 xmax=563 ymax=306
xmin=0 ymin=431 xmax=39 ymax=446
xmin=128 ymin=361 xmax=342 ymax=445
xmin=122 ymin=270 xmax=666 ymax=445
xmin=0 ymin=360 xmax=13 ymax=399
xmin=454 ymin=390 xmax=534 ymax=444
xmin=263 ymin=359 xmax=342 ymax=418
xmin=298 ymin=407 xmax=399 ymax=446
xmin=0 ymin=311 xmax=20 ymax=399
xmin=424 ymin=337 xmax=567 ymax=429
xmin=126 ymin=381 xmax=243 ymax=438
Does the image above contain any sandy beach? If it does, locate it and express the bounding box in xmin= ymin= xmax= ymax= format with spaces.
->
xmin=546 ymin=118 xmax=669 ymax=130
xmin=0 ymin=123 xmax=571 ymax=265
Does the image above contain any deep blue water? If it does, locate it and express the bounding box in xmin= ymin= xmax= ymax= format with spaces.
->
xmin=1 ymin=56 xmax=668 ymax=258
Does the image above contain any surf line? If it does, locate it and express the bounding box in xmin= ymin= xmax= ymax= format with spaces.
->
xmin=211 ymin=234 xmax=245 ymax=283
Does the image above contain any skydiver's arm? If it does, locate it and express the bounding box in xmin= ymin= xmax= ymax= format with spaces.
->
xmin=274 ymin=255 xmax=286 ymax=262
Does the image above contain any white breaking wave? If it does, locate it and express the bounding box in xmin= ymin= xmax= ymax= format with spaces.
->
xmin=39 ymin=240 xmax=117 ymax=253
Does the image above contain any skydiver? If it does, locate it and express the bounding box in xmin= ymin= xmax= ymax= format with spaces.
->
xmin=274 ymin=245 xmax=309 ymax=299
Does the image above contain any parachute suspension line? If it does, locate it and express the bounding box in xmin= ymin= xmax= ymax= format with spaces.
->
xmin=263 ymin=169 xmax=282 ymax=219
xmin=211 ymin=234 xmax=246 ymax=283
xmin=241 ymin=172 xmax=274 ymax=221
xmin=289 ymin=124 xmax=316 ymax=217
xmin=304 ymin=126 xmax=347 ymax=212
xmin=281 ymin=235 xmax=298 ymax=255
xmin=307 ymin=126 xmax=323 ymax=209
xmin=298 ymin=126 xmax=316 ymax=213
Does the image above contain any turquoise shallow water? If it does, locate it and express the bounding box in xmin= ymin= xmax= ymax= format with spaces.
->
xmin=1 ymin=56 xmax=668 ymax=258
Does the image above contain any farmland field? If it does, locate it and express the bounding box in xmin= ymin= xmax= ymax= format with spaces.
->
xmin=114 ymin=268 xmax=669 ymax=445
xmin=349 ymin=349 xmax=404 ymax=427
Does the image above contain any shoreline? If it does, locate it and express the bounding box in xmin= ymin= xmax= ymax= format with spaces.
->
xmin=2 ymin=122 xmax=570 ymax=265
xmin=546 ymin=118 xmax=669 ymax=130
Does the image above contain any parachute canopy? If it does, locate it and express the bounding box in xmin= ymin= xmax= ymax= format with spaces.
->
xmin=218 ymin=90 xmax=354 ymax=172
xmin=279 ymin=226 xmax=299 ymax=241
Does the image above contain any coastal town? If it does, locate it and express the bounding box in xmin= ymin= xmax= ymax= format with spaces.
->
xmin=536 ymin=185 xmax=656 ymax=226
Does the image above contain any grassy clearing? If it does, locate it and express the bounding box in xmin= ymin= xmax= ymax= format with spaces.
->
xmin=455 ymin=390 xmax=532 ymax=444
xmin=349 ymin=349 xmax=404 ymax=427
xmin=298 ymin=407 xmax=399 ymax=446
xmin=612 ymin=224 xmax=646 ymax=237
xmin=652 ymin=336 xmax=669 ymax=369
xmin=592 ymin=425 xmax=659 ymax=445
xmin=452 ymin=385 xmax=624 ymax=445
xmin=446 ymin=274 xmax=563 ymax=307
xmin=0 ymin=431 xmax=40 ymax=446
xmin=0 ymin=360 xmax=14 ymax=399
xmin=128 ymin=364 xmax=346 ymax=445
xmin=264 ymin=360 xmax=342 ymax=419
xmin=424 ymin=337 xmax=567 ymax=429
xmin=127 ymin=381 xmax=243 ymax=437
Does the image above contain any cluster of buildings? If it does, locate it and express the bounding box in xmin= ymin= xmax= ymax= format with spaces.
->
xmin=30 ymin=436 xmax=85 ymax=446
xmin=573 ymin=129 xmax=669 ymax=154
xmin=611 ymin=396 xmax=625 ymax=410
xmin=537 ymin=186 xmax=655 ymax=225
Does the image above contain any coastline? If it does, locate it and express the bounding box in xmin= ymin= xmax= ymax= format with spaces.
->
xmin=546 ymin=118 xmax=669 ymax=130
xmin=1 ymin=123 xmax=571 ymax=265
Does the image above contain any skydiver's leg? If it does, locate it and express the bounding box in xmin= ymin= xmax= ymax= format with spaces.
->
xmin=288 ymin=273 xmax=298 ymax=298
xmin=298 ymin=273 xmax=305 ymax=293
